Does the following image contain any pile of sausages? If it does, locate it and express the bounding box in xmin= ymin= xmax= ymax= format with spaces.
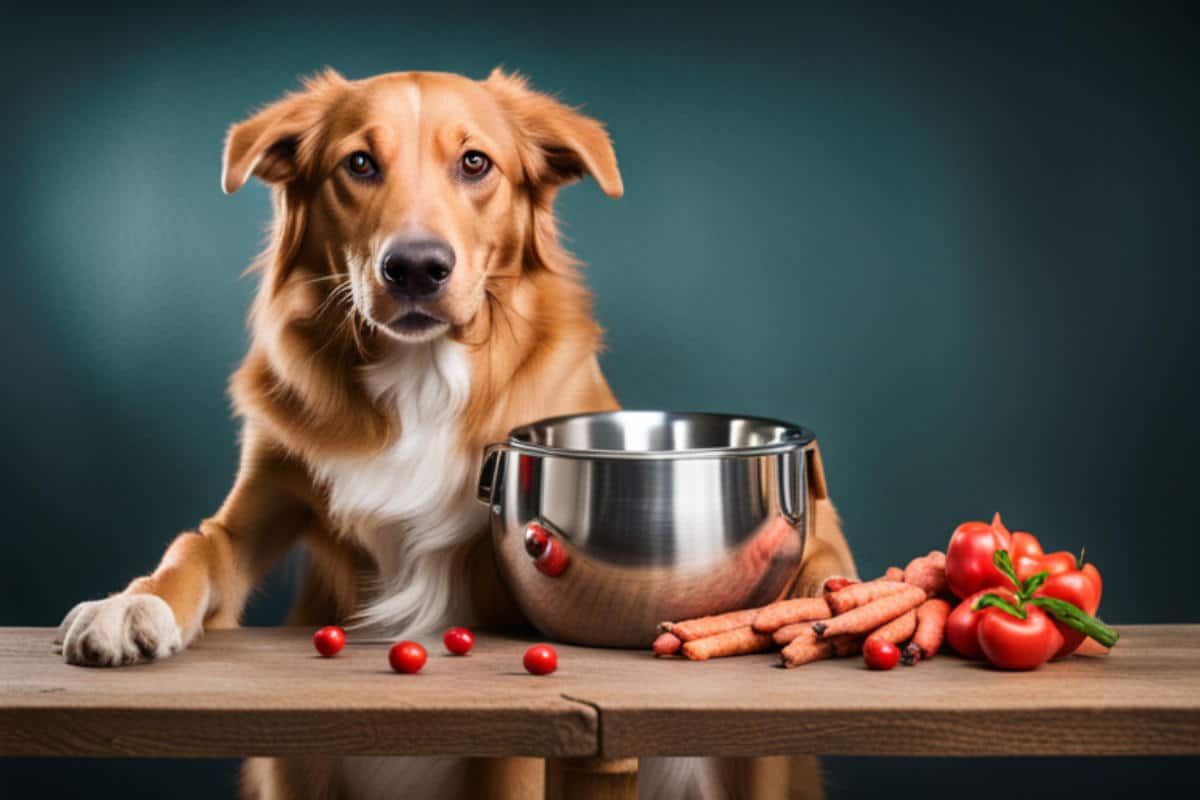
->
xmin=653 ymin=552 xmax=952 ymax=669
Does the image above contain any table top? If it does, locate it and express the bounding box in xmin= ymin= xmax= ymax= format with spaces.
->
xmin=2 ymin=625 xmax=1198 ymax=759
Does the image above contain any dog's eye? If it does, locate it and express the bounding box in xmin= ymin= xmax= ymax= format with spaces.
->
xmin=344 ymin=151 xmax=379 ymax=179
xmin=460 ymin=150 xmax=492 ymax=179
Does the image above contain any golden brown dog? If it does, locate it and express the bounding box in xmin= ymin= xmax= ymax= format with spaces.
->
xmin=55 ymin=68 xmax=856 ymax=799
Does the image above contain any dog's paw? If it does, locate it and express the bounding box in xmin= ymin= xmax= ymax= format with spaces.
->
xmin=58 ymin=594 xmax=183 ymax=667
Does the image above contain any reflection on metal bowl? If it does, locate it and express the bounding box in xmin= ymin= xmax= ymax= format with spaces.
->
xmin=477 ymin=411 xmax=820 ymax=647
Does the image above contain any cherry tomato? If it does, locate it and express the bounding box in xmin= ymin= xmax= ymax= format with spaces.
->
xmin=945 ymin=516 xmax=1013 ymax=598
xmin=312 ymin=626 xmax=345 ymax=657
xmin=443 ymin=627 xmax=474 ymax=656
xmin=523 ymin=644 xmax=558 ymax=675
xmin=863 ymin=638 xmax=900 ymax=670
xmin=945 ymin=588 xmax=1014 ymax=659
xmin=823 ymin=577 xmax=856 ymax=593
xmin=388 ymin=641 xmax=427 ymax=673
xmin=977 ymin=604 xmax=1063 ymax=670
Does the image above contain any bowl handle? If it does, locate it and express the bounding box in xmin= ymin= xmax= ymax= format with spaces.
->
xmin=777 ymin=444 xmax=807 ymax=525
xmin=476 ymin=443 xmax=508 ymax=504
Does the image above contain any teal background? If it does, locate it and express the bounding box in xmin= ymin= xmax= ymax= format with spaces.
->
xmin=2 ymin=1 xmax=1197 ymax=797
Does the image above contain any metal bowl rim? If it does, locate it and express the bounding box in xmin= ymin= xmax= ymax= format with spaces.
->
xmin=499 ymin=410 xmax=815 ymax=461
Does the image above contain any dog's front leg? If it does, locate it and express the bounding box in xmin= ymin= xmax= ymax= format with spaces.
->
xmin=57 ymin=428 xmax=318 ymax=666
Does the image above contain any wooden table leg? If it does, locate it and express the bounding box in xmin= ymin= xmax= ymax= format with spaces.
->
xmin=546 ymin=757 xmax=637 ymax=800
xmin=467 ymin=757 xmax=545 ymax=799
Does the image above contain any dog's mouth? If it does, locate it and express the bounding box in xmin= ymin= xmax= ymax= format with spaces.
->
xmin=387 ymin=310 xmax=449 ymax=338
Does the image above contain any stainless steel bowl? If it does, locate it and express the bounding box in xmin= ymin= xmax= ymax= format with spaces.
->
xmin=476 ymin=411 xmax=820 ymax=647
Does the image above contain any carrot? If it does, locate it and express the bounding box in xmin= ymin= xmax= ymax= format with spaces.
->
xmin=773 ymin=623 xmax=817 ymax=647
xmin=681 ymin=626 xmax=773 ymax=661
xmin=813 ymin=585 xmax=926 ymax=638
xmin=903 ymin=550 xmax=947 ymax=596
xmin=827 ymin=580 xmax=910 ymax=615
xmin=865 ymin=608 xmax=917 ymax=645
xmin=661 ymin=607 xmax=760 ymax=642
xmin=652 ymin=631 xmax=682 ymax=657
xmin=903 ymin=598 xmax=952 ymax=664
xmin=832 ymin=635 xmax=863 ymax=657
xmin=751 ymin=596 xmax=832 ymax=633
xmin=780 ymin=637 xmax=836 ymax=668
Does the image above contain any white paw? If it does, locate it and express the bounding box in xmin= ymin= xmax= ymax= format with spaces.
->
xmin=58 ymin=595 xmax=183 ymax=667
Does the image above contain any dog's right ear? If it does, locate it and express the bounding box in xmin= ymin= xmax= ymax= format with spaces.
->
xmin=221 ymin=69 xmax=347 ymax=195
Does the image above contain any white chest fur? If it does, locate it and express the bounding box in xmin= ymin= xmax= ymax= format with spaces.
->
xmin=311 ymin=338 xmax=487 ymax=636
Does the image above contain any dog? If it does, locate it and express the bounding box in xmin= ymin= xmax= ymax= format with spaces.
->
xmin=55 ymin=68 xmax=857 ymax=799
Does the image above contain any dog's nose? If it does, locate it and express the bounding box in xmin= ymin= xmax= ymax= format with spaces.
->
xmin=380 ymin=238 xmax=456 ymax=299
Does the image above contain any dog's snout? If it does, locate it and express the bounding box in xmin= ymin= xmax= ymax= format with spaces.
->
xmin=380 ymin=238 xmax=456 ymax=299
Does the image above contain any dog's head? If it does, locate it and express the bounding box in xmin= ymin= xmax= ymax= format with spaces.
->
xmin=222 ymin=69 xmax=622 ymax=344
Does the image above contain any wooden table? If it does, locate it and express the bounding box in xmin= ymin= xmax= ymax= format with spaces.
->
xmin=2 ymin=625 xmax=1198 ymax=797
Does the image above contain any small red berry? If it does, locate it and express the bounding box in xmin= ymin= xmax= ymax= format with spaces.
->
xmin=523 ymin=644 xmax=558 ymax=675
xmin=313 ymin=626 xmax=345 ymax=657
xmin=443 ymin=627 xmax=474 ymax=656
xmin=863 ymin=638 xmax=900 ymax=670
xmin=389 ymin=641 xmax=427 ymax=674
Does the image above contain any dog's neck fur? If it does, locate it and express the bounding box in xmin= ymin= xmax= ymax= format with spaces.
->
xmin=311 ymin=337 xmax=484 ymax=635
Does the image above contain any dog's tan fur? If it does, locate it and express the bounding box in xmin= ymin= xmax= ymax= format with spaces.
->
xmin=57 ymin=69 xmax=855 ymax=799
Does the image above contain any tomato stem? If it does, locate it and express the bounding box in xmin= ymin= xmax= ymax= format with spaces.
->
xmin=1029 ymin=596 xmax=1119 ymax=647
xmin=993 ymin=549 xmax=1022 ymax=590
xmin=974 ymin=592 xmax=1027 ymax=619
xmin=1018 ymin=570 xmax=1049 ymax=601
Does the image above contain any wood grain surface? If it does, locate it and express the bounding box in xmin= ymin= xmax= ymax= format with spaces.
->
xmin=1 ymin=625 xmax=1196 ymax=759
xmin=0 ymin=627 xmax=597 ymax=758
xmin=579 ymin=625 xmax=1200 ymax=757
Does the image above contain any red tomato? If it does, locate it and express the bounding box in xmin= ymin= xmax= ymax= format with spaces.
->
xmin=945 ymin=517 xmax=1013 ymax=598
xmin=388 ymin=641 xmax=427 ymax=674
xmin=312 ymin=626 xmax=345 ymax=657
xmin=1082 ymin=562 xmax=1102 ymax=599
xmin=443 ymin=627 xmax=474 ymax=656
xmin=863 ymin=638 xmax=900 ymax=670
xmin=1008 ymin=530 xmax=1043 ymax=564
xmin=945 ymin=588 xmax=1015 ymax=659
xmin=990 ymin=512 xmax=1011 ymax=541
xmin=1015 ymin=550 xmax=1077 ymax=582
xmin=523 ymin=644 xmax=558 ymax=675
xmin=977 ymin=604 xmax=1063 ymax=670
xmin=1036 ymin=568 xmax=1102 ymax=658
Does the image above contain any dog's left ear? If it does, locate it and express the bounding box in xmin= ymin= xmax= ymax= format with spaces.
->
xmin=221 ymin=69 xmax=347 ymax=194
xmin=484 ymin=68 xmax=623 ymax=199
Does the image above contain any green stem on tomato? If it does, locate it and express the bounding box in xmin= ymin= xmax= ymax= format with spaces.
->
xmin=1019 ymin=570 xmax=1049 ymax=600
xmin=1029 ymin=596 xmax=1120 ymax=648
xmin=974 ymin=592 xmax=1027 ymax=619
xmin=994 ymin=549 xmax=1021 ymax=590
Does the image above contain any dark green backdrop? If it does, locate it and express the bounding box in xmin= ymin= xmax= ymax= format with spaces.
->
xmin=3 ymin=1 xmax=1197 ymax=797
